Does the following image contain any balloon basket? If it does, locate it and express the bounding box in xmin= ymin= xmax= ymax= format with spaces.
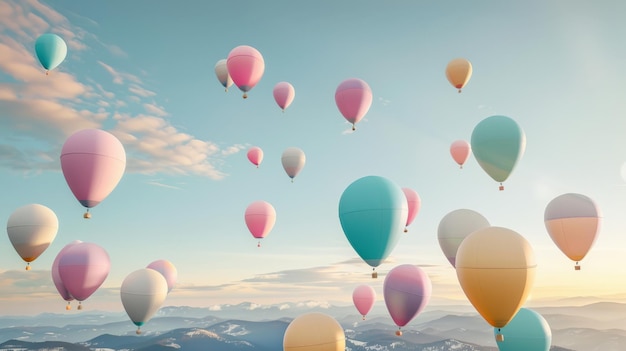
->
xmin=499 ymin=184 xmax=504 ymax=191
xmin=77 ymin=303 xmax=82 ymax=310
xmin=352 ymin=125 xmax=356 ymax=131
xmin=371 ymin=271 xmax=378 ymax=279
xmin=136 ymin=328 xmax=142 ymax=335
xmin=83 ymin=211 xmax=91 ymax=219
xmin=25 ymin=264 xmax=31 ymax=271
xmin=575 ymin=265 xmax=581 ymax=271
xmin=243 ymin=93 xmax=248 ymax=99
xmin=66 ymin=303 xmax=71 ymax=311
xmin=362 ymin=316 xmax=366 ymax=320
xmin=395 ymin=330 xmax=402 ymax=336
xmin=495 ymin=333 xmax=504 ymax=342
xmin=404 ymin=228 xmax=408 ymax=233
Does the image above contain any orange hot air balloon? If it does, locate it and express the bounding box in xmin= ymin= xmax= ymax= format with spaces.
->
xmin=544 ymin=193 xmax=601 ymax=270
xmin=445 ymin=58 xmax=472 ymax=93
xmin=283 ymin=312 xmax=345 ymax=351
xmin=455 ymin=226 xmax=536 ymax=342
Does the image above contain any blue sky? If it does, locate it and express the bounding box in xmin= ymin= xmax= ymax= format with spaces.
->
xmin=1 ymin=0 xmax=626 ymax=316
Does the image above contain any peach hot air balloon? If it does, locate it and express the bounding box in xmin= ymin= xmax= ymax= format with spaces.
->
xmin=247 ymin=146 xmax=264 ymax=168
xmin=352 ymin=285 xmax=376 ymax=320
xmin=446 ymin=58 xmax=472 ymax=93
xmin=60 ymin=129 xmax=126 ymax=219
xmin=283 ymin=312 xmax=345 ymax=351
xmin=335 ymin=78 xmax=373 ymax=131
xmin=456 ymin=226 xmax=536 ymax=342
xmin=273 ymin=82 xmax=295 ymax=112
xmin=6 ymin=204 xmax=59 ymax=270
xmin=245 ymin=201 xmax=277 ymax=247
xmin=227 ymin=45 xmax=265 ymax=99
xmin=147 ymin=259 xmax=178 ymax=293
xmin=450 ymin=140 xmax=471 ymax=168
xmin=401 ymin=188 xmax=421 ymax=233
xmin=544 ymin=193 xmax=601 ymax=270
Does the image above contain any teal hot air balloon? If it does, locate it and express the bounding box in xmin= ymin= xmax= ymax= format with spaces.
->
xmin=471 ymin=115 xmax=525 ymax=190
xmin=35 ymin=33 xmax=68 ymax=74
xmin=494 ymin=308 xmax=551 ymax=350
xmin=338 ymin=176 xmax=407 ymax=278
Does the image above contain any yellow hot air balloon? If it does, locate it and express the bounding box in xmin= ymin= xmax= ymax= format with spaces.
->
xmin=283 ymin=312 xmax=345 ymax=351
xmin=445 ymin=58 xmax=472 ymax=93
xmin=455 ymin=226 xmax=536 ymax=343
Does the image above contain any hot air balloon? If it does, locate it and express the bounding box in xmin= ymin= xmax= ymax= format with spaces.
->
xmin=338 ymin=176 xmax=407 ymax=278
xmin=35 ymin=33 xmax=67 ymax=75
xmin=60 ymin=129 xmax=126 ymax=218
xmin=147 ymin=259 xmax=178 ymax=293
xmin=445 ymin=58 xmax=472 ymax=93
xmin=544 ymin=193 xmax=601 ymax=270
xmin=58 ymin=242 xmax=110 ymax=310
xmin=52 ymin=240 xmax=82 ymax=310
xmin=214 ymin=59 xmax=233 ymax=91
xmin=227 ymin=45 xmax=265 ymax=98
xmin=456 ymin=226 xmax=536 ymax=342
xmin=121 ymin=268 xmax=169 ymax=334
xmin=352 ymin=285 xmax=376 ymax=320
xmin=6 ymin=204 xmax=58 ymax=270
xmin=383 ymin=264 xmax=432 ymax=336
xmin=281 ymin=147 xmax=306 ymax=182
xmin=437 ymin=209 xmax=490 ymax=267
xmin=335 ymin=78 xmax=373 ymax=131
xmin=401 ymin=188 xmax=421 ymax=233
xmin=245 ymin=201 xmax=276 ymax=247
xmin=450 ymin=140 xmax=471 ymax=168
xmin=247 ymin=146 xmax=263 ymax=168
xmin=273 ymin=82 xmax=295 ymax=112
xmin=283 ymin=312 xmax=345 ymax=351
xmin=471 ymin=115 xmax=526 ymax=190
xmin=495 ymin=308 xmax=552 ymax=351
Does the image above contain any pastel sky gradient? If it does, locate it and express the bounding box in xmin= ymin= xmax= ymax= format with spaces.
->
xmin=1 ymin=0 xmax=626 ymax=317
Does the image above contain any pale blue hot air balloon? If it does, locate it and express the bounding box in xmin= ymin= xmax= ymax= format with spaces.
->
xmin=494 ymin=308 xmax=552 ymax=351
xmin=338 ymin=175 xmax=407 ymax=278
xmin=35 ymin=33 xmax=67 ymax=74
xmin=471 ymin=115 xmax=526 ymax=190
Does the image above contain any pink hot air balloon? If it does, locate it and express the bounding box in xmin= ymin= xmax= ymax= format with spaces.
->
xmin=273 ymin=82 xmax=295 ymax=112
xmin=384 ymin=264 xmax=432 ymax=336
xmin=244 ymin=201 xmax=277 ymax=247
xmin=335 ymin=78 xmax=373 ymax=131
xmin=450 ymin=140 xmax=471 ymax=168
xmin=51 ymin=240 xmax=82 ymax=310
xmin=60 ymin=129 xmax=126 ymax=219
xmin=58 ymin=242 xmax=110 ymax=310
xmin=352 ymin=285 xmax=376 ymax=320
xmin=147 ymin=259 xmax=178 ymax=293
xmin=227 ymin=45 xmax=265 ymax=99
xmin=401 ymin=188 xmax=421 ymax=233
xmin=247 ymin=146 xmax=264 ymax=168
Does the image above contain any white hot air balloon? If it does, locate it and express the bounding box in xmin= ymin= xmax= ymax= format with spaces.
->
xmin=120 ymin=268 xmax=169 ymax=334
xmin=214 ymin=59 xmax=233 ymax=91
xmin=281 ymin=147 xmax=306 ymax=182
xmin=7 ymin=204 xmax=59 ymax=270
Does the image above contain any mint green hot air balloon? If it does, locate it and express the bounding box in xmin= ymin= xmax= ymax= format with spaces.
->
xmin=494 ymin=308 xmax=551 ymax=350
xmin=35 ymin=33 xmax=67 ymax=75
xmin=471 ymin=115 xmax=526 ymax=190
xmin=338 ymin=176 xmax=408 ymax=278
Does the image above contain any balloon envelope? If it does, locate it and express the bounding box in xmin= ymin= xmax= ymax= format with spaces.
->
xmin=245 ymin=201 xmax=276 ymax=239
xmin=58 ymin=242 xmax=110 ymax=302
xmin=437 ymin=209 xmax=490 ymax=267
xmin=121 ymin=268 xmax=168 ymax=330
xmin=335 ymin=78 xmax=373 ymax=130
xmin=383 ymin=264 xmax=432 ymax=328
xmin=227 ymin=45 xmax=265 ymax=97
xmin=283 ymin=312 xmax=345 ymax=351
xmin=401 ymin=188 xmax=421 ymax=230
xmin=495 ymin=308 xmax=552 ymax=351
xmin=247 ymin=146 xmax=263 ymax=167
xmin=445 ymin=58 xmax=472 ymax=92
xmin=147 ymin=259 xmax=178 ymax=293
xmin=60 ymin=129 xmax=126 ymax=210
xmin=544 ymin=193 xmax=601 ymax=266
xmin=281 ymin=147 xmax=306 ymax=181
xmin=450 ymin=140 xmax=471 ymax=168
xmin=471 ymin=115 xmax=525 ymax=189
xmin=338 ymin=176 xmax=407 ymax=268
xmin=273 ymin=82 xmax=295 ymax=111
xmin=456 ymin=226 xmax=536 ymax=329
xmin=214 ymin=59 xmax=233 ymax=90
xmin=52 ymin=240 xmax=82 ymax=303
xmin=35 ymin=33 xmax=67 ymax=71
xmin=352 ymin=285 xmax=376 ymax=319
xmin=6 ymin=204 xmax=58 ymax=266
